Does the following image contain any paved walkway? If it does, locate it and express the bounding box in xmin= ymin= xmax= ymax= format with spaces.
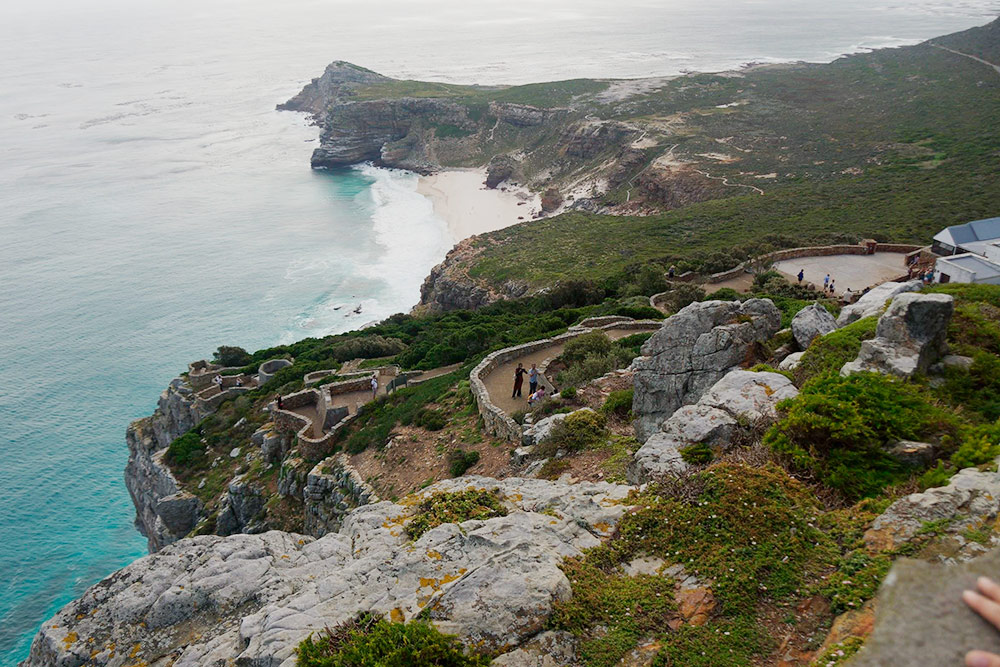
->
xmin=484 ymin=328 xmax=653 ymax=416
xmin=773 ymin=253 xmax=908 ymax=295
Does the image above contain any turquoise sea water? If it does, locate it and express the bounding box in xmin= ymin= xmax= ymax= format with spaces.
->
xmin=1 ymin=0 xmax=998 ymax=662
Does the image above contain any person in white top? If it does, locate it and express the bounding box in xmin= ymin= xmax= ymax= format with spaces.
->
xmin=370 ymin=376 xmax=379 ymax=399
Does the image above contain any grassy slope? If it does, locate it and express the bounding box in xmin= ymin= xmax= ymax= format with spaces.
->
xmin=458 ymin=23 xmax=1000 ymax=286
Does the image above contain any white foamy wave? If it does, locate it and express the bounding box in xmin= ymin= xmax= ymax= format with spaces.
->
xmin=278 ymin=164 xmax=452 ymax=342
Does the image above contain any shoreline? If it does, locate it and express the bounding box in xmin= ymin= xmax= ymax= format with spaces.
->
xmin=416 ymin=168 xmax=541 ymax=243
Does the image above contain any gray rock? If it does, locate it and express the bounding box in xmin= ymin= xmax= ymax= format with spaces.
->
xmin=850 ymin=548 xmax=1000 ymax=667
xmin=512 ymin=446 xmax=535 ymax=465
xmin=492 ymin=630 xmax=578 ymax=666
xmin=791 ymin=302 xmax=838 ymax=350
xmin=629 ymin=370 xmax=798 ymax=484
xmin=888 ymin=440 xmax=937 ymax=467
xmin=229 ymin=447 xmax=241 ymax=458
xmin=778 ymin=351 xmax=805 ymax=371
xmin=698 ymin=370 xmax=798 ymax=421
xmin=23 ymin=477 xmax=632 ymax=667
xmin=632 ymin=298 xmax=782 ymax=441
xmin=864 ymin=463 xmax=1000 ymax=557
xmin=216 ymin=477 xmax=266 ymax=537
xmin=836 ymin=280 xmax=922 ymax=326
xmin=931 ymin=354 xmax=975 ymax=375
xmin=842 ymin=293 xmax=954 ymax=378
xmin=522 ymin=412 xmax=570 ymax=447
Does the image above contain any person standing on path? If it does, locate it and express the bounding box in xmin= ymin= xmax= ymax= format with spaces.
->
xmin=512 ymin=362 xmax=527 ymax=398
xmin=797 ymin=269 xmax=804 ymax=283
xmin=824 ymin=274 xmax=830 ymax=289
xmin=829 ymin=278 xmax=836 ymax=295
xmin=370 ymin=376 xmax=378 ymax=400
xmin=528 ymin=363 xmax=539 ymax=396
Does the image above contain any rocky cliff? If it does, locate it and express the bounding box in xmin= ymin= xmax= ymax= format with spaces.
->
xmin=124 ymin=379 xmax=205 ymax=552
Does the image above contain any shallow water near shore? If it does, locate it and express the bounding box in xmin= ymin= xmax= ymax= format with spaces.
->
xmin=1 ymin=0 xmax=999 ymax=662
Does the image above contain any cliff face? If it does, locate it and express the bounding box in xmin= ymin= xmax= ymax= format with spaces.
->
xmin=23 ymin=477 xmax=631 ymax=667
xmin=124 ymin=380 xmax=205 ymax=552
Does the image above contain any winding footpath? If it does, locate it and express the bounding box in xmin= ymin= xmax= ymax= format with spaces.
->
xmin=930 ymin=43 xmax=1000 ymax=77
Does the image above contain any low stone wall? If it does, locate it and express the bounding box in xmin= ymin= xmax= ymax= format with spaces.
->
xmin=196 ymin=386 xmax=253 ymax=412
xmin=704 ymin=243 xmax=923 ymax=284
xmin=303 ymin=369 xmax=338 ymax=384
xmin=471 ymin=319 xmax=661 ymax=442
xmin=304 ymin=453 xmax=380 ymax=537
xmin=258 ymin=358 xmax=293 ymax=385
xmin=575 ymin=315 xmax=634 ymax=329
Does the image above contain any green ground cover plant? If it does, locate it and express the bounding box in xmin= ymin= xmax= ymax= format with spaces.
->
xmin=405 ymin=489 xmax=508 ymax=540
xmin=296 ymin=612 xmax=491 ymax=667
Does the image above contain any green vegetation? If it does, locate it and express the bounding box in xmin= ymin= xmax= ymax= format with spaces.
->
xmin=405 ymin=489 xmax=508 ymax=540
xmin=166 ymin=431 xmax=206 ymax=465
xmin=213 ymin=345 xmax=252 ymax=367
xmin=539 ymin=410 xmax=608 ymax=456
xmin=793 ymin=316 xmax=878 ymax=383
xmin=765 ymin=372 xmax=954 ymax=499
xmin=296 ymin=612 xmax=491 ymax=666
xmin=555 ymin=331 xmax=648 ymax=388
xmin=601 ymin=389 xmax=633 ymax=419
xmin=679 ymin=441 xmax=714 ymax=465
xmin=551 ymin=464 xmax=838 ymax=665
xmin=447 ymin=449 xmax=481 ymax=477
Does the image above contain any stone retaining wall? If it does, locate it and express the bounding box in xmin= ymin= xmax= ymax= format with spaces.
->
xmin=471 ymin=319 xmax=661 ymax=443
xmin=304 ymin=453 xmax=381 ymax=537
xmin=258 ymin=358 xmax=293 ymax=385
xmin=705 ymin=243 xmax=923 ymax=284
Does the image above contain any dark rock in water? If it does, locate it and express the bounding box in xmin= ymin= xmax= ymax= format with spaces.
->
xmin=851 ymin=548 xmax=1000 ymax=666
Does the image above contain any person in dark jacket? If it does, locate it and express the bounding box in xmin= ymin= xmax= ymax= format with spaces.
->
xmin=512 ymin=363 xmax=527 ymax=398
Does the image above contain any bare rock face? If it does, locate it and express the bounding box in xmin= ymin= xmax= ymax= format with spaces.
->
xmin=791 ymin=302 xmax=838 ymax=350
xmin=850 ymin=548 xmax=1000 ymax=666
xmin=486 ymin=154 xmax=517 ymax=188
xmin=629 ymin=370 xmax=797 ymax=483
xmin=864 ymin=462 xmax=1000 ymax=557
xmin=22 ymin=477 xmax=632 ymax=667
xmin=842 ymin=292 xmax=954 ymax=377
xmin=836 ymin=280 xmax=922 ymax=326
xmin=632 ymin=298 xmax=782 ymax=442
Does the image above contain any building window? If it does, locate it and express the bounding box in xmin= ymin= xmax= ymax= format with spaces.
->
xmin=939 ymin=273 xmax=951 ymax=284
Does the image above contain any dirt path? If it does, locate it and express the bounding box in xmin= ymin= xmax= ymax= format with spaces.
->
xmin=691 ymin=168 xmax=765 ymax=196
xmin=483 ymin=328 xmax=656 ymax=416
xmin=931 ymin=43 xmax=1000 ymax=77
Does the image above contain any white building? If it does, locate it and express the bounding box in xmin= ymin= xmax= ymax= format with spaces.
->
xmin=932 ymin=216 xmax=1000 ymax=285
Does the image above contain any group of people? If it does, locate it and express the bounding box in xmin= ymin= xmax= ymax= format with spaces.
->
xmin=796 ymin=269 xmax=842 ymax=295
xmin=212 ymin=374 xmax=242 ymax=389
xmin=512 ymin=362 xmax=547 ymax=405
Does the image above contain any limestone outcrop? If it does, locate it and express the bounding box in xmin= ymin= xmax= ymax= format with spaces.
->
xmin=632 ymin=298 xmax=782 ymax=441
xmin=864 ymin=462 xmax=1000 ymax=558
xmin=629 ymin=370 xmax=798 ymax=483
xmin=124 ymin=381 xmax=207 ymax=552
xmin=841 ymin=292 xmax=953 ymax=377
xmin=836 ymin=280 xmax=922 ymax=326
xmin=22 ymin=477 xmax=631 ymax=667
xmin=791 ymin=302 xmax=838 ymax=349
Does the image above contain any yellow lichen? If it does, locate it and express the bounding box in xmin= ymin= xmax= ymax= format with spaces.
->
xmin=389 ymin=608 xmax=405 ymax=623
xmin=62 ymin=631 xmax=78 ymax=650
xmin=426 ymin=550 xmax=443 ymax=560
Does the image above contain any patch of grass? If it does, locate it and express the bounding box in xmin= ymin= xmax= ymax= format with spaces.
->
xmin=793 ymin=316 xmax=878 ymax=384
xmin=821 ymin=549 xmax=892 ymax=614
xmin=679 ymin=442 xmax=714 ymax=465
xmin=295 ymin=612 xmax=490 ymax=666
xmin=405 ymin=489 xmax=507 ymax=540
xmin=601 ymin=389 xmax=634 ymax=419
xmin=537 ymin=459 xmax=571 ymax=480
xmin=539 ymin=410 xmax=608 ymax=456
xmin=166 ymin=430 xmax=207 ymax=465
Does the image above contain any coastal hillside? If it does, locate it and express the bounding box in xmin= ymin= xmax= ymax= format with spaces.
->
xmin=286 ymin=18 xmax=1000 ymax=309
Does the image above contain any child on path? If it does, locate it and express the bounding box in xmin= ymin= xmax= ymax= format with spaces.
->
xmin=512 ymin=362 xmax=526 ymax=398
xmin=797 ymin=269 xmax=804 ymax=283
xmin=528 ymin=386 xmax=547 ymax=406
xmin=528 ymin=363 xmax=539 ymax=395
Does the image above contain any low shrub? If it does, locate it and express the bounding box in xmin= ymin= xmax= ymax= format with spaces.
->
xmin=601 ymin=389 xmax=634 ymax=419
xmin=166 ymin=431 xmax=206 ymax=465
xmin=544 ymin=410 xmax=608 ymax=454
xmin=950 ymin=420 xmax=1000 ymax=469
xmin=559 ymin=386 xmax=577 ymax=399
xmin=214 ymin=345 xmax=252 ymax=367
xmin=793 ymin=316 xmax=878 ymax=384
xmin=562 ymin=331 xmax=613 ymax=364
xmin=447 ymin=449 xmax=480 ymax=477
xmin=680 ymin=442 xmax=713 ymax=465
xmin=406 ymin=489 xmax=507 ymax=540
xmin=415 ymin=408 xmax=447 ymax=431
xmin=765 ymin=372 xmax=952 ymax=499
xmin=296 ymin=612 xmax=490 ymax=666
xmin=919 ymin=461 xmax=955 ymax=490
xmin=706 ymin=287 xmax=741 ymax=301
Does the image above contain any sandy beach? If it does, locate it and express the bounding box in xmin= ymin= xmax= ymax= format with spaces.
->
xmin=417 ymin=169 xmax=541 ymax=243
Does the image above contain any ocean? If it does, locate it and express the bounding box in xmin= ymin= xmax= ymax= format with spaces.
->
xmin=0 ymin=0 xmax=997 ymax=662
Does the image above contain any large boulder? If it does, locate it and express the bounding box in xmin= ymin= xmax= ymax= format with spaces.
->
xmin=22 ymin=477 xmax=632 ymax=667
xmin=836 ymin=280 xmax=922 ymax=326
xmin=864 ymin=463 xmax=1000 ymax=556
xmin=841 ymin=292 xmax=953 ymax=377
xmin=850 ymin=548 xmax=1000 ymax=667
xmin=632 ymin=298 xmax=782 ymax=441
xmin=628 ymin=370 xmax=797 ymax=484
xmin=791 ymin=302 xmax=838 ymax=349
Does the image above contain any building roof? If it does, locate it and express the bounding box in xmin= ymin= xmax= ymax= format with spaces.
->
xmin=937 ymin=252 xmax=1000 ymax=279
xmin=933 ymin=216 xmax=1000 ymax=247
